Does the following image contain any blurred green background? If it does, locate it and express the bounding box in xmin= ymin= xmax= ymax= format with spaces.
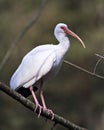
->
xmin=0 ymin=0 xmax=104 ymax=130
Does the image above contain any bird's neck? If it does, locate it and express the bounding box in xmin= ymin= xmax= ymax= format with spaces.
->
xmin=57 ymin=35 xmax=70 ymax=55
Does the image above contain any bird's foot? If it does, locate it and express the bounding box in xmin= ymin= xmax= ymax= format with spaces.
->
xmin=34 ymin=103 xmax=54 ymax=119
xmin=43 ymin=108 xmax=54 ymax=120
xmin=34 ymin=103 xmax=43 ymax=118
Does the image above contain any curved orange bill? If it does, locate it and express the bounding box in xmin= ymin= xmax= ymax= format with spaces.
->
xmin=62 ymin=26 xmax=86 ymax=48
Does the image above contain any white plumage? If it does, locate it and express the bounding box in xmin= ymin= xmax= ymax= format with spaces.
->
xmin=10 ymin=23 xmax=85 ymax=119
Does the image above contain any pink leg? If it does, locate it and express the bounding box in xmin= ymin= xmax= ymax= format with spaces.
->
xmin=39 ymin=88 xmax=47 ymax=109
xmin=29 ymin=86 xmax=42 ymax=118
xmin=39 ymin=81 xmax=54 ymax=120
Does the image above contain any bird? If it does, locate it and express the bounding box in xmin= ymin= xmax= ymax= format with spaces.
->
xmin=10 ymin=23 xmax=86 ymax=119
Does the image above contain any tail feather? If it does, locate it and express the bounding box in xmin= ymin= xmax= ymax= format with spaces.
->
xmin=16 ymin=86 xmax=38 ymax=97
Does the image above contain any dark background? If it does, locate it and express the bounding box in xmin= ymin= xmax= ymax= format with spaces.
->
xmin=0 ymin=0 xmax=104 ymax=130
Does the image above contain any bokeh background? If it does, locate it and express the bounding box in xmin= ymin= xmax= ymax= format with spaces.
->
xmin=0 ymin=0 xmax=104 ymax=130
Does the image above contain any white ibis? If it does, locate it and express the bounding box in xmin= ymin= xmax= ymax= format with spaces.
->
xmin=10 ymin=23 xmax=86 ymax=119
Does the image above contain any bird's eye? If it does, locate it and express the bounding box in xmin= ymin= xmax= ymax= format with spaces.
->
xmin=61 ymin=26 xmax=67 ymax=33
xmin=61 ymin=26 xmax=65 ymax=30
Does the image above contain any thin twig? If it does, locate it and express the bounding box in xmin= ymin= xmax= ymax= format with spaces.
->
xmin=95 ymin=53 xmax=104 ymax=59
xmin=64 ymin=60 xmax=104 ymax=80
xmin=0 ymin=82 xmax=88 ymax=130
xmin=0 ymin=0 xmax=47 ymax=71
xmin=93 ymin=53 xmax=104 ymax=74
xmin=51 ymin=122 xmax=57 ymax=130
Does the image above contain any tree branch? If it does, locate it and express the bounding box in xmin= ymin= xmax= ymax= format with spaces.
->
xmin=64 ymin=60 xmax=104 ymax=80
xmin=0 ymin=82 xmax=88 ymax=130
xmin=0 ymin=0 xmax=47 ymax=71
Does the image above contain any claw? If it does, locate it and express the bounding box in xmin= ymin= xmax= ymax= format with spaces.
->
xmin=34 ymin=104 xmax=38 ymax=112
xmin=47 ymin=109 xmax=54 ymax=120
xmin=34 ymin=103 xmax=43 ymax=118
xmin=43 ymin=108 xmax=54 ymax=120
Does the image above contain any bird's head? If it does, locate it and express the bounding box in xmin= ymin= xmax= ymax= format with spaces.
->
xmin=54 ymin=23 xmax=86 ymax=48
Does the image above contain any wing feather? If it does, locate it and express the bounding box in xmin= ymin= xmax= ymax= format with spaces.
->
xmin=10 ymin=44 xmax=56 ymax=90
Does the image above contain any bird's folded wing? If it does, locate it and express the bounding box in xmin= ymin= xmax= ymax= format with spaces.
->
xmin=10 ymin=49 xmax=56 ymax=90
